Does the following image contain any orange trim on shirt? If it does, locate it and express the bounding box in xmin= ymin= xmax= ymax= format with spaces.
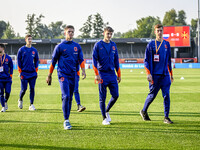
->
xmin=49 ymin=64 xmax=54 ymax=74
xmin=35 ymin=67 xmax=38 ymax=72
xmin=117 ymin=68 xmax=121 ymax=77
xmin=93 ymin=65 xmax=99 ymax=76
xmin=77 ymin=71 xmax=80 ymax=76
xmin=18 ymin=67 xmax=22 ymax=73
xmin=144 ymin=66 xmax=150 ymax=75
xmin=80 ymin=61 xmax=85 ymax=69
xmin=168 ymin=66 xmax=173 ymax=76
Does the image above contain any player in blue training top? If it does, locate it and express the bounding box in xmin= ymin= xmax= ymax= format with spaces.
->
xmin=0 ymin=44 xmax=13 ymax=112
xmin=140 ymin=24 xmax=174 ymax=124
xmin=17 ymin=34 xmax=39 ymax=111
xmin=46 ymin=25 xmax=86 ymax=130
xmin=74 ymin=64 xmax=86 ymax=112
xmin=93 ymin=26 xmax=121 ymax=125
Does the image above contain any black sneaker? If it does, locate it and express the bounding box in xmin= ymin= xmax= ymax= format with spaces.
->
xmin=140 ymin=110 xmax=151 ymax=121
xmin=164 ymin=117 xmax=173 ymax=124
xmin=77 ymin=105 xmax=86 ymax=112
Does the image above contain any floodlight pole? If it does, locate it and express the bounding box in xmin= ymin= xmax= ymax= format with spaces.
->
xmin=198 ymin=0 xmax=200 ymax=62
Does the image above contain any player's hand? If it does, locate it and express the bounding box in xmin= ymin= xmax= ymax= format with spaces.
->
xmin=171 ymin=76 xmax=174 ymax=83
xmin=147 ymin=74 xmax=153 ymax=84
xmin=117 ymin=77 xmax=121 ymax=83
xmin=82 ymin=71 xmax=86 ymax=80
xmin=95 ymin=75 xmax=101 ymax=82
xmin=46 ymin=75 xmax=52 ymax=85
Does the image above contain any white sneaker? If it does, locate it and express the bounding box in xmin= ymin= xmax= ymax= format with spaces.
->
xmin=63 ymin=120 xmax=72 ymax=130
xmin=1 ymin=107 xmax=6 ymax=112
xmin=18 ymin=99 xmax=23 ymax=109
xmin=29 ymin=104 xmax=36 ymax=111
xmin=5 ymin=102 xmax=8 ymax=110
xmin=102 ymin=118 xmax=110 ymax=125
xmin=106 ymin=112 xmax=111 ymax=122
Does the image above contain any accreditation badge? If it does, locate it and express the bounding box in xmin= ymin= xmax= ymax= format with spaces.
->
xmin=0 ymin=66 xmax=3 ymax=72
xmin=154 ymin=54 xmax=159 ymax=62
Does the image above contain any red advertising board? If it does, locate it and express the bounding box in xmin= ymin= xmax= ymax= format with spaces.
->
xmin=163 ymin=26 xmax=190 ymax=47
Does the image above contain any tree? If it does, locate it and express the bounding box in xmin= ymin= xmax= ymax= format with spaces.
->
xmin=79 ymin=15 xmax=93 ymax=38
xmin=122 ymin=16 xmax=161 ymax=38
xmin=113 ymin=32 xmax=122 ymax=38
xmin=48 ymin=21 xmax=66 ymax=38
xmin=177 ymin=10 xmax=187 ymax=25
xmin=0 ymin=21 xmax=7 ymax=38
xmin=25 ymin=14 xmax=36 ymax=36
xmin=93 ymin=13 xmax=107 ymax=38
xmin=2 ymin=22 xmax=15 ymax=39
xmin=163 ymin=9 xmax=187 ymax=26
xmin=163 ymin=9 xmax=177 ymax=26
xmin=191 ymin=18 xmax=198 ymax=38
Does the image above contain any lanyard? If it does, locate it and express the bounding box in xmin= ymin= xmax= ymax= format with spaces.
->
xmin=0 ymin=54 xmax=6 ymax=67
xmin=155 ymin=40 xmax=163 ymax=54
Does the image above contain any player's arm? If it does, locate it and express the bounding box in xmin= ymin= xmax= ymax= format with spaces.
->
xmin=92 ymin=43 xmax=100 ymax=82
xmin=167 ymin=42 xmax=173 ymax=82
xmin=114 ymin=45 xmax=121 ymax=83
xmin=17 ymin=49 xmax=22 ymax=74
xmin=9 ymin=57 xmax=13 ymax=78
xmin=144 ymin=43 xmax=153 ymax=84
xmin=46 ymin=45 xmax=60 ymax=85
xmin=34 ymin=50 xmax=39 ymax=73
xmin=78 ymin=45 xmax=86 ymax=79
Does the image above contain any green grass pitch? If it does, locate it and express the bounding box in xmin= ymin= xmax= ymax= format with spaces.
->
xmin=0 ymin=69 xmax=200 ymax=149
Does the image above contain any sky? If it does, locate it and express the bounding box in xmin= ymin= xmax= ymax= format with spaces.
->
xmin=0 ymin=0 xmax=197 ymax=37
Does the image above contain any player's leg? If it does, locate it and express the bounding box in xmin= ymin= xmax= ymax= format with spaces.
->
xmin=99 ymin=81 xmax=110 ymax=125
xmin=18 ymin=78 xmax=28 ymax=109
xmin=74 ymin=75 xmax=86 ymax=112
xmin=68 ymin=77 xmax=75 ymax=116
xmin=59 ymin=77 xmax=71 ymax=129
xmin=4 ymin=81 xmax=12 ymax=110
xmin=106 ymin=80 xmax=119 ymax=122
xmin=140 ymin=75 xmax=161 ymax=121
xmin=0 ymin=82 xmax=6 ymax=112
xmin=28 ymin=76 xmax=37 ymax=110
xmin=161 ymin=75 xmax=173 ymax=124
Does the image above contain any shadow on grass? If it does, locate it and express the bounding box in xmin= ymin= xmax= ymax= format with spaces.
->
xmin=0 ymin=143 xmax=147 ymax=150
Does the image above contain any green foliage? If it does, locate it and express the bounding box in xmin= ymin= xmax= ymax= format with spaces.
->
xmin=48 ymin=21 xmax=66 ymax=38
xmin=191 ymin=18 xmax=198 ymax=38
xmin=0 ymin=69 xmax=200 ymax=149
xmin=122 ymin=16 xmax=161 ymax=38
xmin=1 ymin=22 xmax=15 ymax=39
xmin=79 ymin=15 xmax=93 ymax=38
xmin=0 ymin=20 xmax=7 ymax=38
xmin=79 ymin=13 xmax=109 ymax=38
xmin=163 ymin=9 xmax=187 ymax=26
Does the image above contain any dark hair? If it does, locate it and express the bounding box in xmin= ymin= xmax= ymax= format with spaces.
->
xmin=154 ymin=24 xmax=163 ymax=30
xmin=0 ymin=43 xmax=5 ymax=49
xmin=104 ymin=26 xmax=114 ymax=32
xmin=25 ymin=34 xmax=32 ymax=40
xmin=64 ymin=25 xmax=75 ymax=30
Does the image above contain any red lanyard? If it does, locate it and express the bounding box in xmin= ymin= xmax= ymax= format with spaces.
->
xmin=155 ymin=40 xmax=163 ymax=54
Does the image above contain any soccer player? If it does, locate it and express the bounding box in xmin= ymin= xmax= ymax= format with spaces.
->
xmin=92 ymin=26 xmax=121 ymax=125
xmin=46 ymin=25 xmax=86 ymax=130
xmin=0 ymin=44 xmax=13 ymax=112
xmin=74 ymin=65 xmax=86 ymax=112
xmin=17 ymin=35 xmax=39 ymax=111
xmin=140 ymin=24 xmax=174 ymax=124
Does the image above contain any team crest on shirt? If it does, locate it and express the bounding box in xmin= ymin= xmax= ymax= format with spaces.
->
xmin=74 ymin=47 xmax=78 ymax=51
xmin=32 ymin=51 xmax=35 ymax=54
xmin=5 ymin=58 xmax=8 ymax=62
xmin=60 ymin=77 xmax=64 ymax=82
xmin=112 ymin=46 xmax=116 ymax=50
xmin=165 ymin=45 xmax=167 ymax=49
